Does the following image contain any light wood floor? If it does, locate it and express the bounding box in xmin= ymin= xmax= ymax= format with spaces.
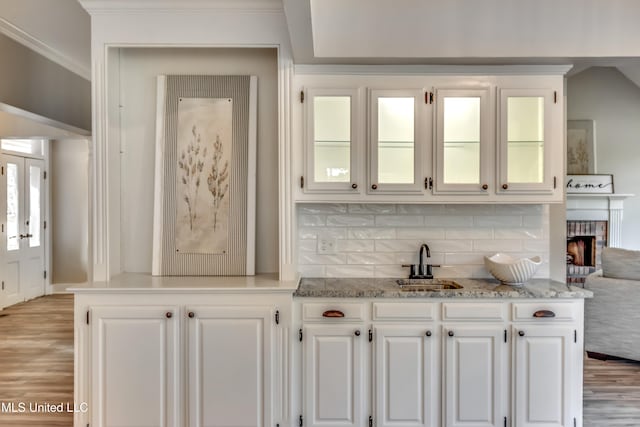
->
xmin=0 ymin=294 xmax=74 ymax=426
xmin=1 ymin=294 xmax=639 ymax=426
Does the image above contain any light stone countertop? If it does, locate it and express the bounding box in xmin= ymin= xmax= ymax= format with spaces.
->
xmin=295 ymin=277 xmax=593 ymax=299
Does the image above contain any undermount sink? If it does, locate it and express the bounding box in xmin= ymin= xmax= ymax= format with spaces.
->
xmin=396 ymin=278 xmax=463 ymax=291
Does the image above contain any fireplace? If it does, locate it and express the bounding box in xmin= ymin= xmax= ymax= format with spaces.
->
xmin=566 ymin=220 xmax=607 ymax=284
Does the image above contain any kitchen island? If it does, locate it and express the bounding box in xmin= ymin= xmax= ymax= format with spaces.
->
xmin=73 ymin=275 xmax=591 ymax=427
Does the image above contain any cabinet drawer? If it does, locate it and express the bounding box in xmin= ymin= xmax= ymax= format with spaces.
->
xmin=512 ymin=302 xmax=576 ymax=321
xmin=302 ymin=303 xmax=365 ymax=322
xmin=372 ymin=302 xmax=435 ymax=321
xmin=442 ymin=303 xmax=506 ymax=321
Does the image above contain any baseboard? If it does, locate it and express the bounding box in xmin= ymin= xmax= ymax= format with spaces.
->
xmin=50 ymin=282 xmax=89 ymax=294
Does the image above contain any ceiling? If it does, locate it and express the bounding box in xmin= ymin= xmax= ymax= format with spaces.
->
xmin=2 ymin=0 xmax=640 ymax=85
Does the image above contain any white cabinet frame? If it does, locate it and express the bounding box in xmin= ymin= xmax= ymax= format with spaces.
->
xmin=497 ymin=88 xmax=555 ymax=194
xmin=304 ymin=88 xmax=364 ymax=193
xmin=433 ymin=87 xmax=492 ymax=195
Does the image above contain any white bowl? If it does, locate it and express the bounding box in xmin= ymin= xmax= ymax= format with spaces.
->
xmin=484 ymin=253 xmax=542 ymax=286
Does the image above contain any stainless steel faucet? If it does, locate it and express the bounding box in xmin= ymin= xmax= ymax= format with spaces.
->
xmin=402 ymin=243 xmax=440 ymax=279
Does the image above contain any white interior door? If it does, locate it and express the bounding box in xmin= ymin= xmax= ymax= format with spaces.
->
xmin=1 ymin=154 xmax=45 ymax=308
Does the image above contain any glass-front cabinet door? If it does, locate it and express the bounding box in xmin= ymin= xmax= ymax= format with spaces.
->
xmin=498 ymin=89 xmax=555 ymax=193
xmin=304 ymin=88 xmax=362 ymax=193
xmin=369 ymin=89 xmax=425 ymax=194
xmin=434 ymin=88 xmax=491 ymax=194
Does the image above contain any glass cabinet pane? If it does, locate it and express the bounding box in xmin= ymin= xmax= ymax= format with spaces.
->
xmin=7 ymin=162 xmax=19 ymax=251
xmin=313 ymin=96 xmax=351 ymax=183
xmin=507 ymin=97 xmax=544 ymax=183
xmin=29 ymin=165 xmax=41 ymax=248
xmin=443 ymin=97 xmax=481 ymax=184
xmin=377 ymin=97 xmax=414 ymax=184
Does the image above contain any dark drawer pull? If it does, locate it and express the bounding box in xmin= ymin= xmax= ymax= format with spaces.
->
xmin=533 ymin=310 xmax=556 ymax=318
xmin=322 ymin=310 xmax=345 ymax=318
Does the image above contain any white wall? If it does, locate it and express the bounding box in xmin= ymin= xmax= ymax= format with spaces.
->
xmin=51 ymin=138 xmax=89 ymax=283
xmin=118 ymin=47 xmax=279 ymax=274
xmin=567 ymin=67 xmax=640 ymax=250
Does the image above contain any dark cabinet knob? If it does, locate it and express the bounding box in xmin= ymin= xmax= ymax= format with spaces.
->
xmin=165 ymin=312 xmax=173 ymax=319
xmin=519 ymin=331 xmax=525 ymax=337
xmin=426 ymin=331 xmax=432 ymax=337
xmin=355 ymin=330 xmax=361 ymax=336
xmin=188 ymin=312 xmax=195 ymax=318
xmin=351 ymin=183 xmax=358 ymax=189
xmin=533 ymin=310 xmax=556 ymax=318
xmin=448 ymin=331 xmax=454 ymax=337
xmin=482 ymin=184 xmax=488 ymax=190
xmin=371 ymin=184 xmax=378 ymax=190
xmin=502 ymin=184 xmax=509 ymax=190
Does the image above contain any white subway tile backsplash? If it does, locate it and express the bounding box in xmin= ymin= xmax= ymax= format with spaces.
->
xmin=336 ymin=240 xmax=375 ymax=253
xmin=375 ymin=239 xmax=423 ymax=253
xmin=298 ymin=204 xmax=347 ymax=214
xmin=298 ymin=215 xmax=326 ymax=227
xmin=474 ymin=215 xmax=522 ymax=228
xmin=396 ymin=228 xmax=445 ymax=239
xmin=397 ymin=204 xmax=445 ymax=214
xmin=376 ymin=215 xmax=424 ymax=227
xmin=348 ymin=228 xmax=396 ymax=240
xmin=299 ymin=253 xmax=347 ymax=265
xmin=424 ymin=215 xmax=474 ymax=227
xmin=348 ymin=204 xmax=397 ymax=214
xmin=445 ymin=228 xmax=493 ymax=239
xmin=327 ymin=215 xmax=375 ymax=227
xmin=296 ymin=203 xmax=549 ymax=279
xmin=493 ymin=228 xmax=544 ymax=239
xmin=473 ymin=239 xmax=523 ymax=252
xmin=326 ymin=265 xmax=375 ymax=278
xmin=348 ymin=252 xmax=395 ymax=265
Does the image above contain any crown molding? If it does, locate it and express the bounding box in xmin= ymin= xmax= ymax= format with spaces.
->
xmin=294 ymin=64 xmax=574 ymax=76
xmin=79 ymin=0 xmax=283 ymax=14
xmin=0 ymin=18 xmax=90 ymax=81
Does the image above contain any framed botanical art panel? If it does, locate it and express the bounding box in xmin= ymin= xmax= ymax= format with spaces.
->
xmin=567 ymin=119 xmax=596 ymax=174
xmin=152 ymin=75 xmax=257 ymax=276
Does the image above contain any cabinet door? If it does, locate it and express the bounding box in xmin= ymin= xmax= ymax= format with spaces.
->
xmin=513 ymin=326 xmax=574 ymax=427
xmin=434 ymin=88 xmax=491 ymax=194
xmin=91 ymin=305 xmax=180 ymax=427
xmin=498 ymin=89 xmax=555 ymax=194
xmin=305 ymin=88 xmax=362 ymax=192
xmin=443 ymin=326 xmax=506 ymax=427
xmin=375 ymin=326 xmax=437 ymax=427
xmin=304 ymin=324 xmax=365 ymax=427
xmin=369 ymin=89 xmax=427 ymax=194
xmin=187 ymin=306 xmax=273 ymax=427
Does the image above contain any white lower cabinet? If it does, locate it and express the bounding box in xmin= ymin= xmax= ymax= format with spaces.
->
xmin=297 ymin=300 xmax=584 ymax=427
xmin=443 ymin=326 xmax=507 ymax=427
xmin=187 ymin=306 xmax=274 ymax=427
xmin=513 ymin=325 xmax=575 ymax=427
xmin=90 ymin=305 xmax=181 ymax=427
xmin=78 ymin=293 xmax=289 ymax=427
xmin=375 ymin=325 xmax=437 ymax=427
xmin=304 ymin=324 xmax=365 ymax=427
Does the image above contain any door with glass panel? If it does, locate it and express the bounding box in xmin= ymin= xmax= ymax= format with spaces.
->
xmin=498 ymin=89 xmax=554 ymax=193
xmin=1 ymin=154 xmax=46 ymax=307
xmin=434 ymin=88 xmax=491 ymax=194
xmin=305 ymin=88 xmax=362 ymax=193
xmin=369 ymin=89 xmax=426 ymax=194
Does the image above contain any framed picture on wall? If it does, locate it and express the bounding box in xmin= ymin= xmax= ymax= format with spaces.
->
xmin=566 ymin=174 xmax=614 ymax=194
xmin=567 ymin=119 xmax=596 ymax=174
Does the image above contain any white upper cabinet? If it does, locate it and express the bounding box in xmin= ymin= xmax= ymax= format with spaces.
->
xmin=434 ymin=88 xmax=491 ymax=194
xmin=497 ymin=88 xmax=556 ymax=194
xmin=304 ymin=88 xmax=363 ymax=193
xmin=293 ymin=68 xmax=566 ymax=203
xmin=369 ymin=89 xmax=426 ymax=194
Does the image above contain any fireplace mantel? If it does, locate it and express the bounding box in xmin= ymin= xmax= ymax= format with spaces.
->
xmin=566 ymin=193 xmax=634 ymax=247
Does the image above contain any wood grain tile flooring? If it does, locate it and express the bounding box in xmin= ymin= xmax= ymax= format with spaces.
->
xmin=1 ymin=294 xmax=639 ymax=426
xmin=0 ymin=294 xmax=74 ymax=426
